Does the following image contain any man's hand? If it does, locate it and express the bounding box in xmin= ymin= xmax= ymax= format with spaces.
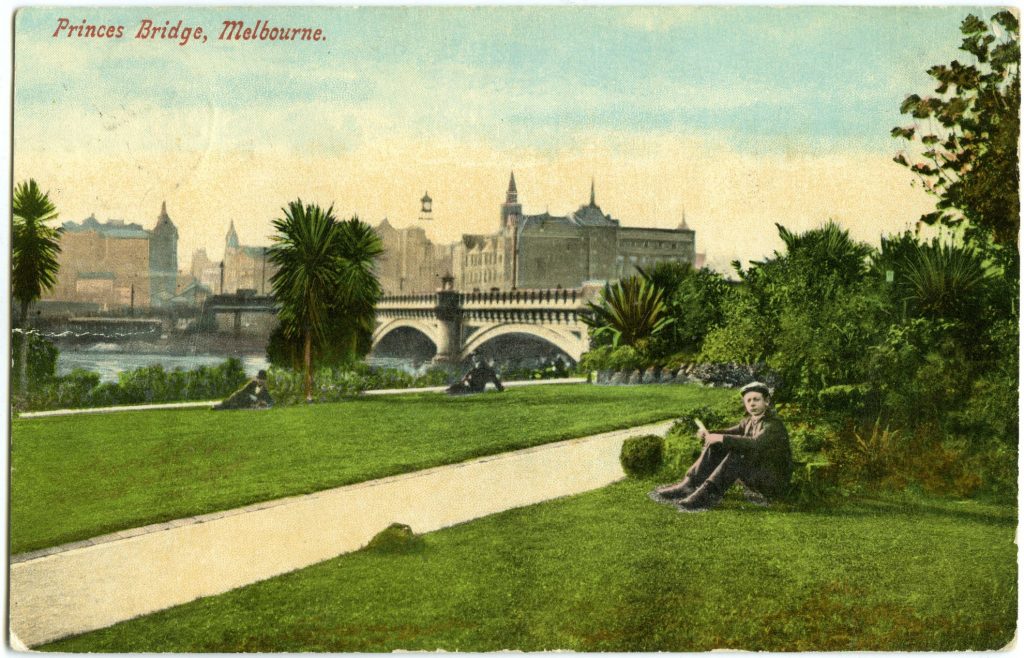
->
xmin=705 ymin=433 xmax=724 ymax=445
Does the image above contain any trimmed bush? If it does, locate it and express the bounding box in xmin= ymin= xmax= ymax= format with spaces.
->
xmin=620 ymin=434 xmax=664 ymax=477
xmin=363 ymin=523 xmax=425 ymax=554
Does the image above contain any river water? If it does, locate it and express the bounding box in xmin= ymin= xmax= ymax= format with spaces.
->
xmin=55 ymin=346 xmax=428 ymax=383
xmin=56 ymin=346 xmax=272 ymax=382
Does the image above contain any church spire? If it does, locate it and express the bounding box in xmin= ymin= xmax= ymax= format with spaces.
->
xmin=153 ymin=200 xmax=177 ymax=237
xmin=590 ymin=177 xmax=596 ymax=206
xmin=501 ymin=170 xmax=522 ymax=232
xmin=226 ymin=220 xmax=240 ymax=248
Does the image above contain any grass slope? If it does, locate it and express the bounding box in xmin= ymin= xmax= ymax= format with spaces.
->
xmin=43 ymin=481 xmax=1016 ymax=652
xmin=11 ymin=384 xmax=734 ymax=554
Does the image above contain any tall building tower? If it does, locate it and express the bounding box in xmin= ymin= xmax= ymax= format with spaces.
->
xmin=500 ymin=171 xmax=522 ymax=233
xmin=419 ymin=191 xmax=433 ymax=221
xmin=149 ymin=201 xmax=179 ymax=306
xmin=223 ymin=221 xmax=240 ymax=293
xmin=225 ymin=220 xmax=240 ymax=250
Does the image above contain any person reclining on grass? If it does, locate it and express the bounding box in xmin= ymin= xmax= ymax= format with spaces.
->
xmin=650 ymin=381 xmax=792 ymax=512
xmin=446 ymin=352 xmax=504 ymax=395
xmin=213 ymin=369 xmax=274 ymax=410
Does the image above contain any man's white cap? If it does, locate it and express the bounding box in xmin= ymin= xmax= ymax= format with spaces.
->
xmin=740 ymin=381 xmax=771 ymax=397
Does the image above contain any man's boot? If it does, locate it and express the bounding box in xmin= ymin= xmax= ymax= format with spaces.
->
xmin=675 ymin=481 xmax=722 ymax=513
xmin=652 ymin=479 xmax=697 ymax=501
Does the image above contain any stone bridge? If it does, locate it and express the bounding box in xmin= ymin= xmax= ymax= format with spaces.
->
xmin=373 ymin=287 xmax=599 ymax=363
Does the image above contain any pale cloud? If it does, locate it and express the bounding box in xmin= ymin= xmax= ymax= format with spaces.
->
xmin=616 ymin=7 xmax=701 ymax=33
xmin=13 ymin=5 xmax=949 ymax=278
xmin=14 ymin=127 xmax=934 ymax=277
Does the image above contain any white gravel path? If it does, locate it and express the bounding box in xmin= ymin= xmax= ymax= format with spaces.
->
xmin=16 ymin=377 xmax=588 ymax=418
xmin=9 ymin=417 xmax=672 ymax=647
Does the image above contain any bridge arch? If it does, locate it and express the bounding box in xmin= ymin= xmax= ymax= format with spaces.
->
xmin=371 ymin=318 xmax=442 ymax=354
xmin=460 ymin=323 xmax=586 ymax=363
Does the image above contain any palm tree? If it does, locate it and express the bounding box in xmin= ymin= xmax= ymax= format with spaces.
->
xmin=636 ymin=260 xmax=693 ymax=299
xmin=901 ymin=239 xmax=988 ymax=321
xmin=269 ymin=200 xmax=346 ymax=402
xmin=775 ymin=221 xmax=873 ymax=287
xmin=583 ymin=275 xmax=673 ymax=348
xmin=268 ymin=202 xmax=384 ymax=402
xmin=12 ymin=180 xmax=62 ymax=395
xmin=332 ymin=216 xmax=384 ymax=356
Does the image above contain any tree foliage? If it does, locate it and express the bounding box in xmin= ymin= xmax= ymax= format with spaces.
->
xmin=12 ymin=179 xmax=62 ymax=318
xmin=665 ymin=267 xmax=732 ymax=354
xmin=268 ymin=201 xmax=383 ymax=400
xmin=893 ymin=11 xmax=1020 ymax=252
xmin=12 ymin=179 xmax=63 ymax=395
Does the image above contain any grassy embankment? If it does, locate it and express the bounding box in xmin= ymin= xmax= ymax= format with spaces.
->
xmin=43 ymin=478 xmax=1016 ymax=652
xmin=11 ymin=384 xmax=735 ymax=554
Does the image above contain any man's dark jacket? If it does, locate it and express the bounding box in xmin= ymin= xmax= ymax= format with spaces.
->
xmin=711 ymin=410 xmax=793 ymax=494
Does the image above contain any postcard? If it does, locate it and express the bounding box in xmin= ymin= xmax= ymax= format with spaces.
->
xmin=9 ymin=4 xmax=1018 ymax=651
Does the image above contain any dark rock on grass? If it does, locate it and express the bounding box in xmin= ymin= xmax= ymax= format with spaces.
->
xmin=363 ymin=523 xmax=426 ymax=554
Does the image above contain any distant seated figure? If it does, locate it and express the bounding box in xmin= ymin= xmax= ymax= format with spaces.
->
xmin=446 ymin=353 xmax=504 ymax=395
xmin=213 ymin=369 xmax=273 ymax=410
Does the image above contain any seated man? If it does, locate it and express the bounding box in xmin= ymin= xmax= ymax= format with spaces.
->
xmin=213 ymin=369 xmax=274 ymax=410
xmin=446 ymin=352 xmax=504 ymax=395
xmin=651 ymin=381 xmax=792 ymax=512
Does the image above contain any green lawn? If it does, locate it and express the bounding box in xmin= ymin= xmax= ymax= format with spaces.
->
xmin=11 ymin=384 xmax=735 ymax=554
xmin=42 ymin=481 xmax=1016 ymax=652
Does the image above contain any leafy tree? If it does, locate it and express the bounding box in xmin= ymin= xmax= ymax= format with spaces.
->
xmin=892 ymin=11 xmax=1020 ymax=253
xmin=699 ymin=286 xmax=770 ymax=365
xmin=665 ymin=267 xmax=731 ymax=354
xmin=701 ymin=222 xmax=880 ymax=402
xmin=269 ymin=201 xmax=383 ymax=402
xmin=583 ymin=275 xmax=672 ymax=351
xmin=12 ymin=179 xmax=62 ymax=395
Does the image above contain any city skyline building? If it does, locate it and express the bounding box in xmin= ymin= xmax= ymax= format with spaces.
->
xmin=452 ymin=173 xmax=698 ymax=292
xmin=43 ymin=203 xmax=181 ymax=311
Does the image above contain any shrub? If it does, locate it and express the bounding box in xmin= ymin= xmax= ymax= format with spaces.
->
xmin=619 ymin=434 xmax=664 ymax=477
xmin=787 ymin=460 xmax=840 ymax=506
xmin=818 ymin=384 xmax=878 ymax=418
xmin=18 ymin=358 xmax=250 ymax=412
xmin=363 ymin=523 xmax=425 ymax=554
xmin=787 ymin=422 xmax=833 ymax=460
xmin=606 ymin=345 xmax=644 ymax=372
xmin=661 ymin=426 xmax=703 ymax=481
xmin=10 ymin=331 xmax=58 ymax=389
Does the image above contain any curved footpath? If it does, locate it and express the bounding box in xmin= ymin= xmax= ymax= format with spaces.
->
xmin=15 ymin=377 xmax=587 ymax=418
xmin=9 ymin=416 xmax=673 ymax=648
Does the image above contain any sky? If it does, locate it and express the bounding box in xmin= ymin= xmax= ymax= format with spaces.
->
xmin=12 ymin=5 xmax=993 ymax=272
